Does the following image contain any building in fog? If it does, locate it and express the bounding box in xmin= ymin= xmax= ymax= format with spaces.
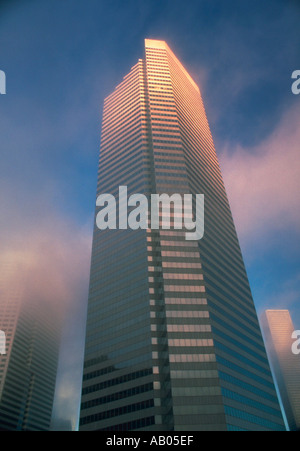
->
xmin=0 ymin=258 xmax=61 ymax=431
xmin=261 ymin=310 xmax=300 ymax=431
xmin=80 ymin=39 xmax=285 ymax=431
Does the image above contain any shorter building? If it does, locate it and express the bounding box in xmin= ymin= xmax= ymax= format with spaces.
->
xmin=0 ymin=258 xmax=61 ymax=431
xmin=261 ymin=310 xmax=300 ymax=431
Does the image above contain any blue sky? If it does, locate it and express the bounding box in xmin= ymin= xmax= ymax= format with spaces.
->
xmin=0 ymin=0 xmax=299 ymax=430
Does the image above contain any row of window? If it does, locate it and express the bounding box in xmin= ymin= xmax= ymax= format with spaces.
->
xmin=153 ymin=180 xmax=189 ymax=188
xmin=152 ymin=133 xmax=181 ymax=141
xmin=162 ymin=262 xmax=202 ymax=269
xmin=80 ymin=399 xmax=154 ymax=426
xmin=164 ymin=297 xmax=208 ymax=305
xmin=168 ymin=338 xmax=214 ymax=347
xmin=82 ymin=368 xmax=152 ymax=392
xmin=167 ymin=324 xmax=211 ymax=333
xmin=153 ymin=140 xmax=182 ymax=148
xmin=149 ymin=286 xmax=205 ymax=296
xmin=83 ymin=364 xmax=115 ymax=381
xmin=97 ymin=416 xmax=155 ymax=431
xmin=149 ymin=239 xmax=198 ymax=248
xmin=169 ymin=353 xmax=216 ymax=363
xmin=160 ymin=251 xmax=199 ymax=258
xmin=170 ymin=369 xmax=218 ymax=379
xmin=155 ymin=164 xmax=186 ymax=172
xmin=83 ymin=355 xmax=108 ymax=369
xmin=154 ymin=157 xmax=185 ymax=165
xmin=164 ymin=285 xmax=205 ymax=293
xmin=150 ymin=299 xmax=208 ymax=310
xmin=149 ymin=273 xmax=203 ymax=283
xmin=164 ymin=310 xmax=209 ymax=319
xmin=172 ymin=386 xmax=221 ymax=398
xmin=163 ymin=273 xmax=203 ymax=281
xmin=81 ymin=382 xmax=153 ymax=410
xmin=151 ymin=113 xmax=177 ymax=120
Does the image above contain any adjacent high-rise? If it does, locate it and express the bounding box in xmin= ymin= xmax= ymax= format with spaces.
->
xmin=80 ymin=39 xmax=285 ymax=431
xmin=261 ymin=310 xmax=300 ymax=431
xmin=0 ymin=257 xmax=61 ymax=431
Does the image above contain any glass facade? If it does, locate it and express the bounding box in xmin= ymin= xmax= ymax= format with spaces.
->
xmin=80 ymin=39 xmax=285 ymax=431
xmin=0 ymin=259 xmax=60 ymax=431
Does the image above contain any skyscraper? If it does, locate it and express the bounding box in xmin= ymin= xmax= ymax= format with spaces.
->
xmin=261 ymin=310 xmax=300 ymax=431
xmin=80 ymin=39 xmax=285 ymax=431
xmin=0 ymin=256 xmax=61 ymax=431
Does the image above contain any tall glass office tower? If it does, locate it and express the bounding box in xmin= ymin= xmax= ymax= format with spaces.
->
xmin=80 ymin=39 xmax=285 ymax=431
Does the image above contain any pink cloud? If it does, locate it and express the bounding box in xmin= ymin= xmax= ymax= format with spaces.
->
xmin=0 ymin=216 xmax=91 ymax=309
xmin=219 ymin=103 xmax=300 ymax=245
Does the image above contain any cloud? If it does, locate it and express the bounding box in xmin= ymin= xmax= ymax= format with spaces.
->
xmin=219 ymin=102 xmax=300 ymax=246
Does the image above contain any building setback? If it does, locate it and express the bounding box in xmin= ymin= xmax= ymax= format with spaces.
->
xmin=261 ymin=310 xmax=300 ymax=431
xmin=80 ymin=39 xmax=285 ymax=431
